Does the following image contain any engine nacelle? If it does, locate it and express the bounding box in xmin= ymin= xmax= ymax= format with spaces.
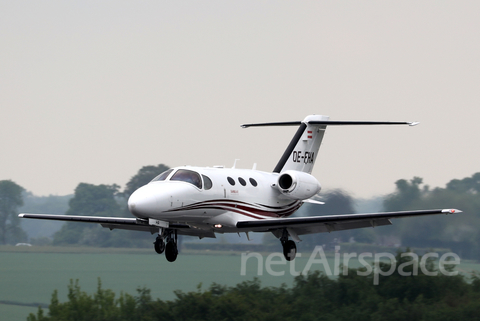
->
xmin=276 ymin=170 xmax=321 ymax=200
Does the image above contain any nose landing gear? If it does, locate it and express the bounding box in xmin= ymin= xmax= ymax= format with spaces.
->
xmin=153 ymin=229 xmax=178 ymax=262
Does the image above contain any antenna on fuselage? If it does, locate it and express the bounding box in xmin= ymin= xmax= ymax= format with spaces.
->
xmin=232 ymin=159 xmax=240 ymax=169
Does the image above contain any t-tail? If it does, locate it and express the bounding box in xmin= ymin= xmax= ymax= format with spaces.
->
xmin=242 ymin=115 xmax=419 ymax=174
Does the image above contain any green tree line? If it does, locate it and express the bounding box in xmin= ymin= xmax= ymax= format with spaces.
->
xmin=0 ymin=164 xmax=170 ymax=247
xmin=381 ymin=174 xmax=480 ymax=259
xmin=27 ymin=251 xmax=480 ymax=321
xmin=1 ymin=169 xmax=479 ymax=258
xmin=52 ymin=164 xmax=170 ymax=248
xmin=0 ymin=180 xmax=26 ymax=244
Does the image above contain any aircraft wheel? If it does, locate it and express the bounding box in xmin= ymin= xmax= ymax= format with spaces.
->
xmin=283 ymin=240 xmax=297 ymax=261
xmin=165 ymin=241 xmax=178 ymax=262
xmin=154 ymin=237 xmax=165 ymax=254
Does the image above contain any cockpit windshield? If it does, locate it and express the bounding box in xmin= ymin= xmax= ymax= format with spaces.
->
xmin=150 ymin=169 xmax=174 ymax=182
xmin=170 ymin=169 xmax=202 ymax=189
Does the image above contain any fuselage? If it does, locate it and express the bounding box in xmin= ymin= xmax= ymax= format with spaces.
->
xmin=127 ymin=166 xmax=304 ymax=232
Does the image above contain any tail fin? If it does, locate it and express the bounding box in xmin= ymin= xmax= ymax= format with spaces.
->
xmin=272 ymin=115 xmax=329 ymax=173
xmin=241 ymin=115 xmax=418 ymax=174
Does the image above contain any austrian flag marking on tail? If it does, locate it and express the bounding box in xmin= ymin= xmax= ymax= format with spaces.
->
xmin=302 ymin=130 xmax=314 ymax=141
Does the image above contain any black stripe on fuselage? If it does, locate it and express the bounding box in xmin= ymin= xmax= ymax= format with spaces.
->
xmin=273 ymin=123 xmax=307 ymax=173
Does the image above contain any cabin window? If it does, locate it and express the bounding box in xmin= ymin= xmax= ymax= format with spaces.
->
xmin=249 ymin=178 xmax=258 ymax=187
xmin=151 ymin=169 xmax=174 ymax=182
xmin=238 ymin=177 xmax=246 ymax=186
xmin=227 ymin=177 xmax=235 ymax=186
xmin=171 ymin=169 xmax=202 ymax=189
xmin=203 ymin=175 xmax=213 ymax=190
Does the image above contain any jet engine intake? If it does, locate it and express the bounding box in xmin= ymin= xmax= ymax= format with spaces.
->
xmin=277 ymin=170 xmax=321 ymax=200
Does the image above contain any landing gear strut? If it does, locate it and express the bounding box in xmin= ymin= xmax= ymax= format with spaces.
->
xmin=153 ymin=229 xmax=178 ymax=262
xmin=280 ymin=230 xmax=297 ymax=261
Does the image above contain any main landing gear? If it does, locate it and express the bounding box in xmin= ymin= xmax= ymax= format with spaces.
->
xmin=153 ymin=229 xmax=178 ymax=262
xmin=280 ymin=230 xmax=297 ymax=261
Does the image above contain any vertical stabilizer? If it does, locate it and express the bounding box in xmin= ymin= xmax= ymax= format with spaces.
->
xmin=273 ymin=115 xmax=329 ymax=173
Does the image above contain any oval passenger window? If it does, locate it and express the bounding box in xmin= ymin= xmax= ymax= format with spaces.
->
xmin=238 ymin=177 xmax=246 ymax=186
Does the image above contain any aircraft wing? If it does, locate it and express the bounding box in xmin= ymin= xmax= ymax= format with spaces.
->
xmin=18 ymin=214 xmax=216 ymax=238
xmin=235 ymin=209 xmax=462 ymax=236
xmin=19 ymin=209 xmax=461 ymax=240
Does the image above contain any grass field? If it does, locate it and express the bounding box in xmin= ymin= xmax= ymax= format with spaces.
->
xmin=1 ymin=246 xmax=479 ymax=321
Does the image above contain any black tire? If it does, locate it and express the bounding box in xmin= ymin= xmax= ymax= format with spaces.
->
xmin=283 ymin=240 xmax=297 ymax=261
xmin=154 ymin=238 xmax=165 ymax=254
xmin=165 ymin=241 xmax=178 ymax=262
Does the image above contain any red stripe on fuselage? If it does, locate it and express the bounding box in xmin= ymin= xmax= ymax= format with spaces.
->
xmin=165 ymin=199 xmax=303 ymax=219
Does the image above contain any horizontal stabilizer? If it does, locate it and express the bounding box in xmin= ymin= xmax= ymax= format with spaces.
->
xmin=241 ymin=120 xmax=418 ymax=128
xmin=242 ymin=115 xmax=419 ymax=174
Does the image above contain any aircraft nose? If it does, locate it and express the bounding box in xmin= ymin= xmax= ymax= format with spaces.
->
xmin=128 ymin=185 xmax=161 ymax=217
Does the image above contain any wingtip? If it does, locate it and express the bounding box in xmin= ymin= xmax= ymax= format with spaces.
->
xmin=408 ymin=121 xmax=420 ymax=126
xmin=18 ymin=214 xmax=24 ymax=218
xmin=442 ymin=209 xmax=462 ymax=214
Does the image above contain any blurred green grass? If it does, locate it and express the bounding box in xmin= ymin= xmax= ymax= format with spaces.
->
xmin=1 ymin=246 xmax=479 ymax=321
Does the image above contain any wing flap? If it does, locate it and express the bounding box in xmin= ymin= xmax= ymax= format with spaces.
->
xmin=289 ymin=218 xmax=393 ymax=235
xmin=100 ymin=223 xmax=216 ymax=238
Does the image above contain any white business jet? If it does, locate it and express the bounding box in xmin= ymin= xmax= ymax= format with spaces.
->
xmin=19 ymin=115 xmax=461 ymax=262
